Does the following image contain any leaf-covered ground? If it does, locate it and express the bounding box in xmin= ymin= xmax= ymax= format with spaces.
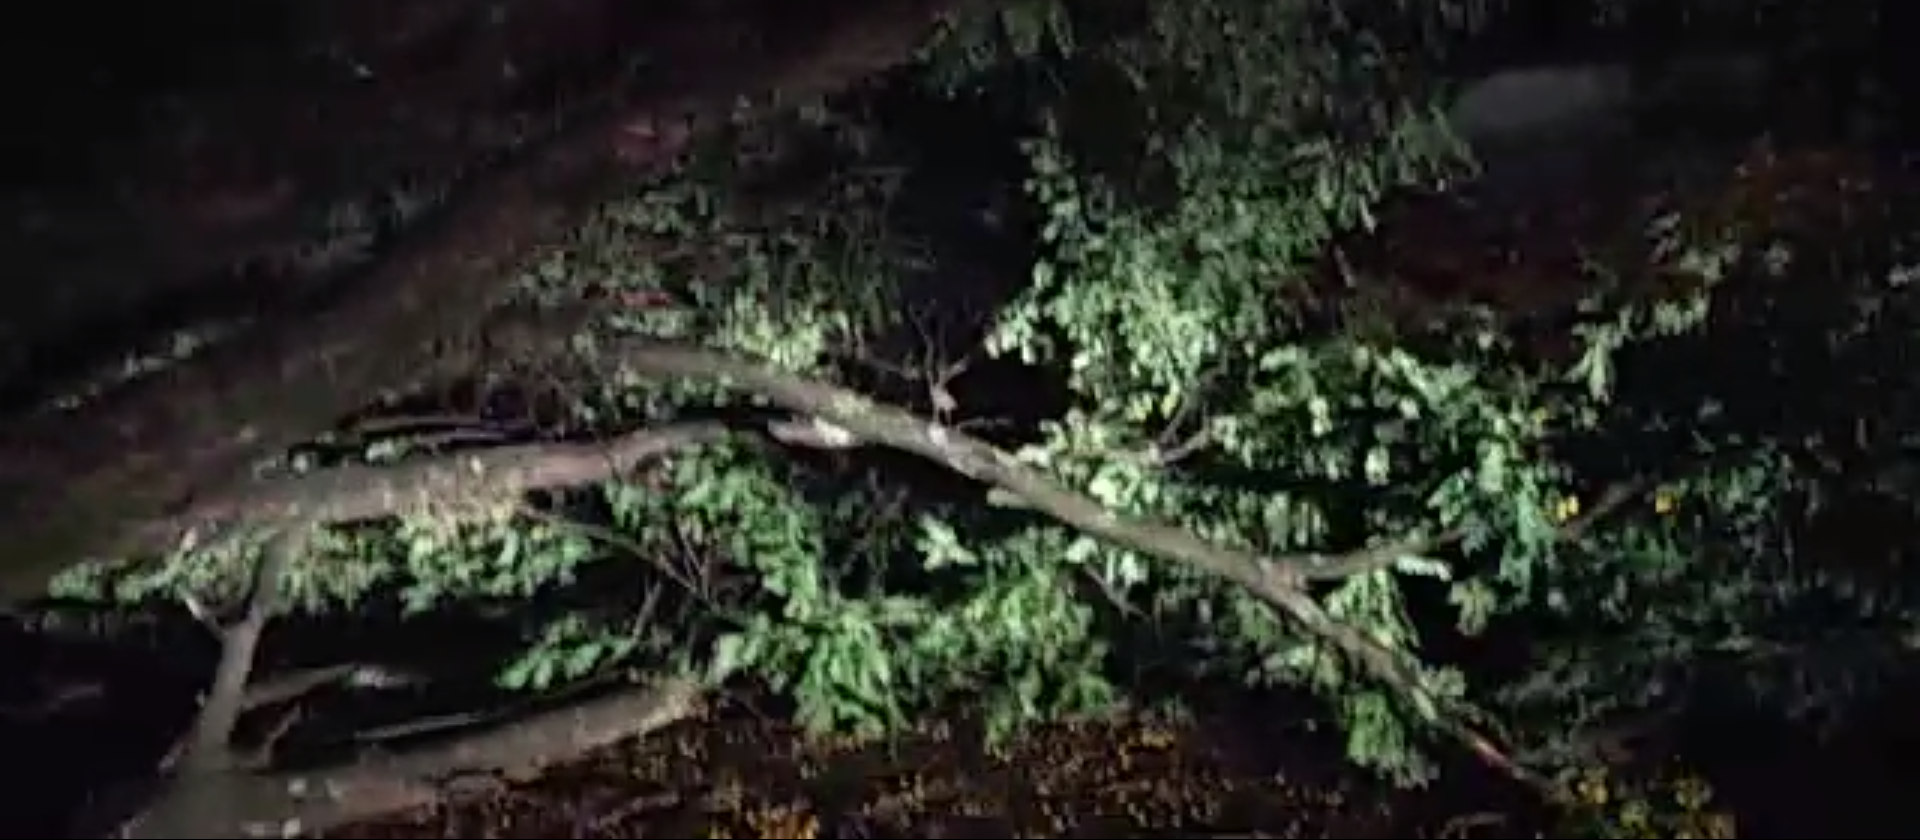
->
xmin=321 ymin=693 xmax=1548 ymax=838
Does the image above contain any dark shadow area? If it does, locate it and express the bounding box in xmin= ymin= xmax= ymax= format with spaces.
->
xmin=0 ymin=0 xmax=880 ymax=417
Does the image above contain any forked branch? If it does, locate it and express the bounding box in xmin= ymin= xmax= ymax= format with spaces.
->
xmin=118 ymin=521 xmax=312 ymax=838
xmin=101 ymin=335 xmax=1624 ymax=835
xmin=600 ymin=338 xmax=1636 ymax=789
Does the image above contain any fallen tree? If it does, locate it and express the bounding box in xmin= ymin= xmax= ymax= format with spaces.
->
xmin=29 ymin=1 xmax=1918 ymax=838
xmin=85 ymin=339 xmax=1589 ymax=837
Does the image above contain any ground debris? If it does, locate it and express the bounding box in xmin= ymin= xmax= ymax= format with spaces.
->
xmin=322 ymin=695 xmax=1547 ymax=839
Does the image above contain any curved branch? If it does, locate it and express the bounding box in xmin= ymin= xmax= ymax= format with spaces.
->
xmin=599 ymin=339 xmax=1550 ymax=786
xmin=130 ymin=422 xmax=736 ymax=558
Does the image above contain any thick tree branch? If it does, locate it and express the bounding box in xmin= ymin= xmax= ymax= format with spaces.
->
xmin=182 ymin=525 xmax=305 ymax=772
xmin=77 ymin=416 xmax=725 ymax=837
xmin=131 ymin=422 xmax=735 ymax=558
xmin=99 ymin=675 xmax=703 ymax=839
xmin=78 ymin=419 xmax=812 ymax=837
xmin=116 ymin=521 xmax=311 ymax=838
xmin=100 ymin=503 xmax=707 ymax=838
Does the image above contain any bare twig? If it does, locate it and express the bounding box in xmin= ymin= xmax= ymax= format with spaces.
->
xmin=1145 ymin=367 xmax=1223 ymax=467
xmin=1268 ymin=478 xmax=1645 ymax=584
xmin=238 ymin=662 xmax=426 ymax=717
xmin=0 ymin=679 xmax=106 ymax=720
xmin=843 ymin=302 xmax=981 ymax=424
xmin=520 ymin=507 xmax=707 ymax=600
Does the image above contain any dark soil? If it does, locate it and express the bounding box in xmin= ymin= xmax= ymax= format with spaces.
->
xmin=318 ymin=692 xmax=1545 ymax=839
xmin=304 ymin=684 xmax=1920 ymax=838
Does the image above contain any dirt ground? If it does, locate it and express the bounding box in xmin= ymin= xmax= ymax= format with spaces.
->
xmin=320 ymin=693 xmax=1544 ymax=839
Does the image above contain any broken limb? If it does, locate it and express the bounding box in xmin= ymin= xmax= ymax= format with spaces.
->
xmin=81 ymin=416 xmax=852 ymax=836
xmin=129 ymin=411 xmax=950 ymax=561
xmin=116 ymin=521 xmax=312 ymax=839
xmin=179 ymin=522 xmax=310 ymax=773
xmin=101 ymin=516 xmax=703 ymax=839
xmin=105 ymin=675 xmax=703 ymax=839
xmin=598 ymin=338 xmax=1571 ymax=790
xmin=127 ymin=421 xmax=737 ymax=559
xmin=74 ymin=340 xmax=1618 ymax=830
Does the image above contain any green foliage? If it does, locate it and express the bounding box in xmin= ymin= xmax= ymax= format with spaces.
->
xmin=51 ymin=0 xmax=1920 ymax=806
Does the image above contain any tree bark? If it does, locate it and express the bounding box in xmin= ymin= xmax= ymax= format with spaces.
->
xmin=108 ymin=675 xmax=704 ymax=838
